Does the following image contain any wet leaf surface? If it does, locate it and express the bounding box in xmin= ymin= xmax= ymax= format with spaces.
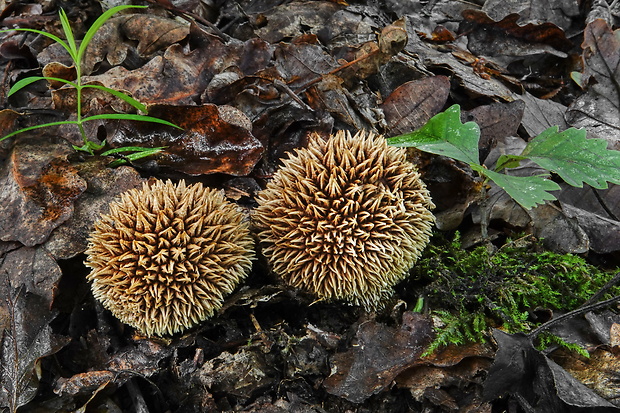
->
xmin=0 ymin=135 xmax=86 ymax=247
xmin=105 ymin=104 xmax=263 ymax=175
xmin=381 ymin=75 xmax=450 ymax=136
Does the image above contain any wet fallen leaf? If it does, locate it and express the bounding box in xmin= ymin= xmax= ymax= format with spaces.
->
xmin=106 ymin=104 xmax=263 ymax=176
xmin=0 ymin=288 xmax=70 ymax=410
xmin=0 ymin=136 xmax=86 ymax=247
xmin=44 ymin=159 xmax=145 ymax=260
xmin=81 ymin=13 xmax=190 ymax=75
xmin=323 ymin=312 xmax=433 ymax=403
xmin=252 ymin=2 xmax=342 ymax=43
xmin=463 ymin=99 xmax=525 ymax=162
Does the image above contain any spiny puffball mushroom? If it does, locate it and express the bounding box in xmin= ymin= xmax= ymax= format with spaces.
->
xmin=85 ymin=179 xmax=255 ymax=337
xmin=253 ymin=130 xmax=435 ymax=311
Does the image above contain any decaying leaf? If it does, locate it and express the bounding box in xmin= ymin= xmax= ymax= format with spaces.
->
xmin=44 ymin=159 xmax=145 ymax=260
xmin=323 ymin=312 xmax=433 ymax=403
xmin=81 ymin=13 xmax=190 ymax=75
xmin=482 ymin=0 xmax=580 ymax=31
xmin=396 ymin=343 xmax=494 ymax=411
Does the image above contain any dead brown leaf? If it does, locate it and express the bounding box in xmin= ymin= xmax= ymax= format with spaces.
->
xmin=381 ymin=75 xmax=450 ymax=136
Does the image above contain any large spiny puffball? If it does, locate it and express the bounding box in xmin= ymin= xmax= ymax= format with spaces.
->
xmin=85 ymin=179 xmax=255 ymax=337
xmin=253 ymin=130 xmax=435 ymax=311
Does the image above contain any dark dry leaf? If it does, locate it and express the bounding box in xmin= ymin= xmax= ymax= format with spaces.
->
xmin=513 ymin=91 xmax=568 ymax=137
xmin=0 ymin=288 xmax=70 ymax=410
xmin=323 ymin=312 xmax=433 ymax=403
xmin=462 ymin=100 xmax=525 ymax=163
xmin=566 ymin=19 xmax=620 ymax=149
xmin=0 ymin=136 xmax=86 ymax=247
xmin=482 ymin=0 xmax=580 ymax=31
xmin=55 ymin=338 xmax=177 ymax=397
xmin=197 ymin=347 xmax=277 ymax=404
xmin=253 ymin=1 xmax=343 ymax=43
xmin=106 ymin=104 xmax=263 ymax=176
xmin=381 ymin=76 xmax=450 ymax=136
xmin=483 ymin=330 xmax=619 ymax=412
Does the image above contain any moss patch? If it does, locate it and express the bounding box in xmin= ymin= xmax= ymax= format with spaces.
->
xmin=412 ymin=232 xmax=619 ymax=353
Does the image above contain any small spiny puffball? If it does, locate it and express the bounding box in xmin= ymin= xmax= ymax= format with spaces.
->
xmin=85 ymin=179 xmax=254 ymax=336
xmin=253 ymin=130 xmax=435 ymax=310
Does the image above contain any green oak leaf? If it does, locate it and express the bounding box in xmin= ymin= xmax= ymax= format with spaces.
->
xmin=521 ymin=126 xmax=620 ymax=189
xmin=386 ymin=104 xmax=481 ymax=165
xmin=473 ymin=166 xmax=561 ymax=210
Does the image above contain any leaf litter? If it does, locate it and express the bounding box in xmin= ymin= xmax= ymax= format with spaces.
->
xmin=1 ymin=0 xmax=620 ymax=411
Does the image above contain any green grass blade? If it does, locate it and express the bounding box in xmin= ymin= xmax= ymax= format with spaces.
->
xmin=0 ymin=121 xmax=79 ymax=141
xmin=58 ymin=9 xmax=78 ymax=57
xmin=81 ymin=85 xmax=147 ymax=112
xmin=82 ymin=113 xmax=182 ymax=129
xmin=77 ymin=5 xmax=147 ymax=65
xmin=101 ymin=146 xmax=165 ymax=156
xmin=0 ymin=28 xmax=76 ymax=62
xmin=7 ymin=76 xmax=78 ymax=96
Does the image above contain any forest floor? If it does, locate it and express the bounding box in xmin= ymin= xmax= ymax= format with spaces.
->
xmin=1 ymin=0 xmax=620 ymax=412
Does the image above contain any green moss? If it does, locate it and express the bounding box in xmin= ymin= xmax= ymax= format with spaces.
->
xmin=413 ymin=232 xmax=619 ymax=353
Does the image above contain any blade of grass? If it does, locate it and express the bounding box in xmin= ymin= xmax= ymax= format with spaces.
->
xmin=81 ymin=85 xmax=147 ymax=112
xmin=101 ymin=146 xmax=165 ymax=156
xmin=58 ymin=9 xmax=78 ymax=58
xmin=0 ymin=28 xmax=76 ymax=62
xmin=77 ymin=5 xmax=147 ymax=65
xmin=7 ymin=76 xmax=78 ymax=96
xmin=0 ymin=121 xmax=79 ymax=141
xmin=82 ymin=113 xmax=182 ymax=129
